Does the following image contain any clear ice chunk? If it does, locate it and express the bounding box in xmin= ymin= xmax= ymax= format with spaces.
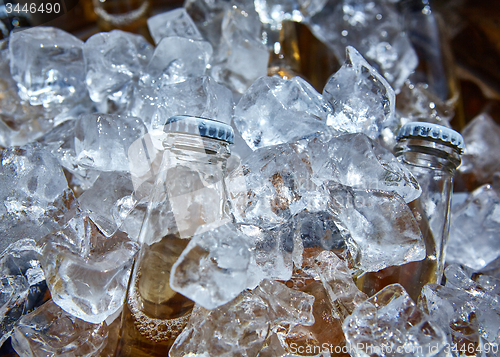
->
xmin=210 ymin=1 xmax=269 ymax=95
xmin=0 ymin=40 xmax=55 ymax=147
xmin=420 ymin=265 xmax=500 ymax=352
xmin=147 ymin=8 xmax=204 ymax=45
xmin=447 ymin=184 xmax=500 ymax=270
xmin=0 ymin=239 xmax=46 ymax=346
xmin=327 ymin=184 xmax=425 ymax=273
xmin=77 ymin=171 xmax=137 ymax=238
xmin=11 ymin=300 xmax=108 ymax=357
xmin=255 ymin=0 xmax=327 ymax=24
xmin=8 ymin=27 xmax=87 ymax=108
xmin=233 ymin=76 xmax=333 ymax=150
xmin=170 ymin=222 xmax=264 ymax=309
xmin=74 ymin=113 xmax=147 ymax=172
xmin=275 ymin=250 xmax=368 ymax=354
xmin=344 ymin=284 xmax=449 ymax=356
xmin=128 ymin=76 xmax=233 ymax=130
xmin=323 ymin=46 xmax=396 ymax=140
xmin=459 ymin=113 xmax=500 ymax=186
xmin=39 ymin=215 xmax=139 ymax=324
xmin=146 ymin=37 xmax=212 ymax=85
xmin=310 ymin=0 xmax=418 ymax=92
xmin=0 ymin=144 xmax=78 ymax=253
xmin=83 ymin=30 xmax=153 ymax=113
xmin=184 ymin=0 xmax=230 ymax=48
xmin=170 ymin=279 xmax=314 ymax=357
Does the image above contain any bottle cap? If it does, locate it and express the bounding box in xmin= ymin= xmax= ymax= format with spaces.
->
xmin=164 ymin=115 xmax=234 ymax=144
xmin=396 ymin=122 xmax=465 ymax=153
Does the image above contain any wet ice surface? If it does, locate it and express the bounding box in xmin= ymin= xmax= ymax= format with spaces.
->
xmin=145 ymin=37 xmax=212 ymax=85
xmin=128 ymin=75 xmax=233 ymax=130
xmin=310 ymin=0 xmax=417 ymax=92
xmin=344 ymin=284 xmax=449 ymax=357
xmin=227 ymin=134 xmax=423 ymax=274
xmin=420 ymin=265 xmax=500 ymax=355
xmin=170 ymin=279 xmax=314 ymax=357
xmin=9 ymin=27 xmax=87 ymax=108
xmin=84 ymin=30 xmax=153 ymax=114
xmin=0 ymin=144 xmax=78 ymax=253
xmin=11 ymin=300 xmax=108 ymax=357
xmin=77 ymin=171 xmax=138 ymax=238
xmin=447 ymin=184 xmax=500 ymax=270
xmin=459 ymin=114 xmax=500 ymax=186
xmin=74 ymin=113 xmax=147 ymax=172
xmin=0 ymin=239 xmax=46 ymax=346
xmin=147 ymin=8 xmax=204 ymax=45
xmin=233 ymin=76 xmax=333 ymax=150
xmin=323 ymin=46 xmax=396 ymax=141
xmin=209 ymin=0 xmax=269 ymax=95
xmin=40 ymin=214 xmax=139 ymax=324
xmin=274 ymin=250 xmax=368 ymax=354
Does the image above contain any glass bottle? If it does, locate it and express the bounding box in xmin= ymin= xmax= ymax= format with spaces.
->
xmin=115 ymin=115 xmax=234 ymax=357
xmin=356 ymin=122 xmax=464 ymax=301
xmin=263 ymin=21 xmax=302 ymax=79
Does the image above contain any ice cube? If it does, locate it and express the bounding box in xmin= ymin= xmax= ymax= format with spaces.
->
xmin=459 ymin=113 xmax=500 ymax=186
xmin=147 ymin=8 xmax=204 ymax=45
xmin=327 ymin=184 xmax=425 ymax=273
xmin=74 ymin=113 xmax=147 ymax=172
xmin=276 ymin=250 xmax=368 ymax=354
xmin=420 ymin=265 xmax=500 ymax=352
xmin=447 ymin=184 xmax=500 ymax=270
xmin=0 ymin=144 xmax=78 ymax=253
xmin=184 ymin=0 xmax=231 ymax=48
xmin=344 ymin=284 xmax=449 ymax=356
xmin=77 ymin=171 xmax=138 ymax=238
xmin=0 ymin=40 xmax=55 ymax=147
xmin=84 ymin=30 xmax=153 ymax=113
xmin=255 ymin=0 xmax=327 ymax=24
xmin=11 ymin=300 xmax=108 ymax=357
xmin=146 ymin=36 xmax=212 ymax=85
xmin=128 ymin=76 xmax=233 ymax=130
xmin=0 ymin=239 xmax=46 ymax=346
xmin=210 ymin=1 xmax=269 ymax=95
xmin=39 ymin=214 xmax=139 ymax=324
xmin=233 ymin=76 xmax=333 ymax=150
xmin=323 ymin=46 xmax=396 ymax=140
xmin=170 ymin=279 xmax=314 ymax=357
xmin=310 ymin=0 xmax=418 ymax=92
xmin=170 ymin=222 xmax=264 ymax=309
xmin=9 ymin=27 xmax=87 ymax=108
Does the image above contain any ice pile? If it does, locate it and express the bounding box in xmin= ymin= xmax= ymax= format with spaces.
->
xmin=344 ymin=284 xmax=449 ymax=356
xmin=309 ymin=0 xmax=418 ymax=92
xmin=420 ymin=265 xmax=500 ymax=354
xmin=0 ymin=144 xmax=78 ymax=253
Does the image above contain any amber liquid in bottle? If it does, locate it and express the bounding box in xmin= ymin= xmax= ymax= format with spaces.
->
xmin=115 ymin=234 xmax=194 ymax=356
xmin=355 ymin=199 xmax=438 ymax=302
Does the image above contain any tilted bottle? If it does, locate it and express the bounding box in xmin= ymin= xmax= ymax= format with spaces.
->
xmin=115 ymin=115 xmax=234 ymax=356
xmin=356 ymin=122 xmax=464 ymax=301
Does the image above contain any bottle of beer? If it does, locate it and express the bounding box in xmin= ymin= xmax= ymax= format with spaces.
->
xmin=115 ymin=115 xmax=234 ymax=356
xmin=357 ymin=122 xmax=464 ymax=301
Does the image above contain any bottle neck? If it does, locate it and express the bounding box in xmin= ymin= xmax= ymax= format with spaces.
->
xmin=394 ymin=137 xmax=461 ymax=175
xmin=140 ymin=133 xmax=231 ymax=244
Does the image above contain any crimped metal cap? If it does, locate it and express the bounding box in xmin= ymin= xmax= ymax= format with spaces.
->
xmin=396 ymin=122 xmax=465 ymax=153
xmin=164 ymin=115 xmax=234 ymax=144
